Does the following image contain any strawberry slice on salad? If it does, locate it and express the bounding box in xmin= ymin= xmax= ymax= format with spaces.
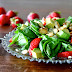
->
xmin=57 ymin=51 xmax=72 ymax=58
xmin=29 ymin=38 xmax=41 ymax=56
xmin=57 ymin=51 xmax=70 ymax=58
xmin=9 ymin=38 xmax=12 ymax=42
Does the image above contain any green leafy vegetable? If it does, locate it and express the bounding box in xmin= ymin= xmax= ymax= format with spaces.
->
xmin=66 ymin=16 xmax=72 ymax=23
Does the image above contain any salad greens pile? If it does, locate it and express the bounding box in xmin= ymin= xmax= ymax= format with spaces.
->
xmin=9 ymin=16 xmax=72 ymax=59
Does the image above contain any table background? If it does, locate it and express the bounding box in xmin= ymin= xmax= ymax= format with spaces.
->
xmin=0 ymin=0 xmax=72 ymax=72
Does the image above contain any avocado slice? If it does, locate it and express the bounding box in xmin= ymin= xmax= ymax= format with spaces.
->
xmin=45 ymin=18 xmax=55 ymax=29
xmin=62 ymin=29 xmax=70 ymax=34
xmin=32 ymin=48 xmax=44 ymax=58
xmin=57 ymin=29 xmax=70 ymax=40
xmin=56 ymin=18 xmax=65 ymax=26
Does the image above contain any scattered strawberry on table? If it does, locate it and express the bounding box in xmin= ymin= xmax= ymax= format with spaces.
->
xmin=0 ymin=7 xmax=24 ymax=28
xmin=6 ymin=10 xmax=17 ymax=18
xmin=27 ymin=12 xmax=39 ymax=22
xmin=0 ymin=14 xmax=10 ymax=26
xmin=0 ymin=7 xmax=6 ymax=15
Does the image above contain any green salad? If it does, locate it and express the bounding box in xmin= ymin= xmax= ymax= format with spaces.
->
xmin=9 ymin=16 xmax=72 ymax=59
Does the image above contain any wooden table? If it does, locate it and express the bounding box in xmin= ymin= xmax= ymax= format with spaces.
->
xmin=0 ymin=0 xmax=72 ymax=72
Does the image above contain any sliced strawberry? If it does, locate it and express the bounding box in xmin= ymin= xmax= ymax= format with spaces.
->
xmin=29 ymin=38 xmax=41 ymax=56
xmin=70 ymin=37 xmax=72 ymax=43
xmin=67 ymin=51 xmax=72 ymax=56
xmin=0 ymin=7 xmax=6 ymax=15
xmin=9 ymin=38 xmax=12 ymax=42
xmin=6 ymin=10 xmax=17 ymax=18
xmin=0 ymin=14 xmax=10 ymax=26
xmin=11 ymin=24 xmax=17 ymax=28
xmin=29 ymin=48 xmax=32 ymax=56
xmin=57 ymin=51 xmax=70 ymax=58
xmin=42 ymin=17 xmax=46 ymax=26
xmin=27 ymin=12 xmax=39 ymax=22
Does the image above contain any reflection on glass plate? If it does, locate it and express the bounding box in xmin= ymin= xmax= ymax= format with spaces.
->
xmin=0 ymin=29 xmax=72 ymax=64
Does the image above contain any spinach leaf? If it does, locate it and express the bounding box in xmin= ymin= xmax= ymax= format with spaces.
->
xmin=66 ymin=16 xmax=72 ymax=23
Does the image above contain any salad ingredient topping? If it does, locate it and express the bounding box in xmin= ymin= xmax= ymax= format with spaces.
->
xmin=9 ymin=38 xmax=12 ymax=42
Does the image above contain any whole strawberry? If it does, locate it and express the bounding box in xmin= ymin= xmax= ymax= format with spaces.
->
xmin=10 ymin=16 xmax=24 ymax=28
xmin=27 ymin=12 xmax=39 ymax=22
xmin=29 ymin=38 xmax=41 ymax=56
xmin=0 ymin=14 xmax=10 ymax=26
xmin=46 ymin=11 xmax=61 ymax=19
xmin=6 ymin=10 xmax=17 ymax=18
xmin=0 ymin=7 xmax=6 ymax=15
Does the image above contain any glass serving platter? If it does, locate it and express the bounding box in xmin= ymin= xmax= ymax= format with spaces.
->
xmin=0 ymin=28 xmax=72 ymax=64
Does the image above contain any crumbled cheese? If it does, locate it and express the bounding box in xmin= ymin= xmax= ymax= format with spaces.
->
xmin=68 ymin=56 xmax=72 ymax=59
xmin=46 ymin=32 xmax=54 ymax=37
xmin=21 ymin=50 xmax=28 ymax=54
xmin=15 ymin=49 xmax=19 ymax=52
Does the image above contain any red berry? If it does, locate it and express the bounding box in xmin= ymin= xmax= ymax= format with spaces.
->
xmin=50 ymin=12 xmax=61 ymax=18
xmin=67 ymin=51 xmax=72 ymax=56
xmin=9 ymin=38 xmax=12 ymax=42
xmin=14 ymin=16 xmax=23 ymax=24
xmin=70 ymin=37 xmax=72 ymax=43
xmin=6 ymin=10 xmax=16 ymax=18
xmin=10 ymin=16 xmax=24 ymax=28
xmin=57 ymin=51 xmax=70 ymax=58
xmin=0 ymin=7 xmax=6 ymax=15
xmin=0 ymin=14 xmax=10 ymax=26
xmin=29 ymin=38 xmax=41 ymax=56
xmin=11 ymin=24 xmax=17 ymax=28
xmin=27 ymin=12 xmax=39 ymax=22
xmin=29 ymin=48 xmax=32 ymax=56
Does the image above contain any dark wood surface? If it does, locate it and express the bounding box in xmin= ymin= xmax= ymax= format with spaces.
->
xmin=0 ymin=0 xmax=72 ymax=72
